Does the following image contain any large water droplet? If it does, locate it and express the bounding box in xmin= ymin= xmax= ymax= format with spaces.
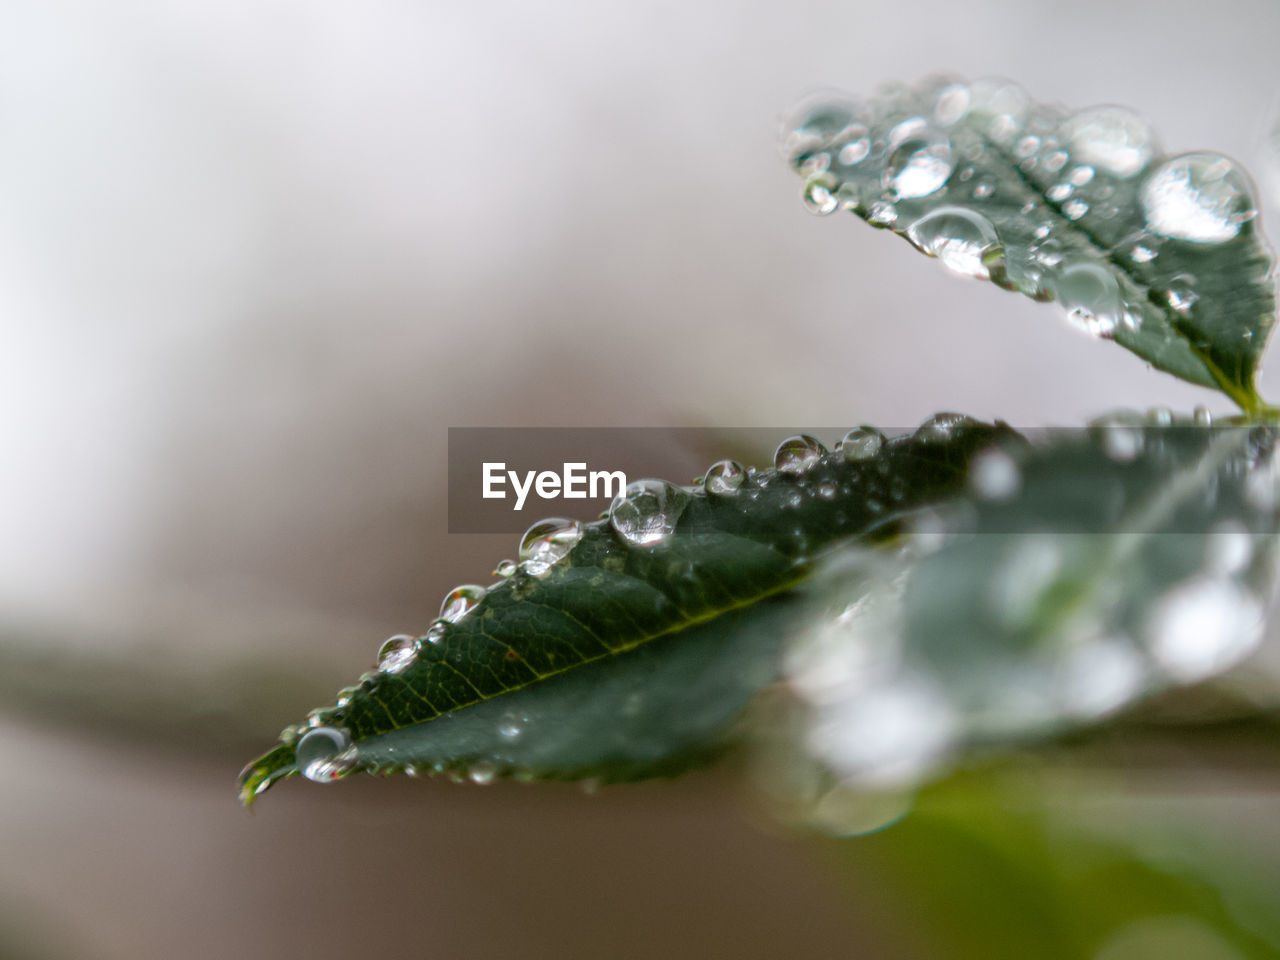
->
xmin=518 ymin=518 xmax=584 ymax=577
xmin=440 ymin=584 xmax=486 ymax=623
xmin=1146 ymin=577 xmax=1263 ymax=683
xmin=1060 ymin=106 xmax=1157 ymax=178
xmin=905 ymin=206 xmax=1002 ymax=279
xmin=774 ymin=434 xmax=828 ymax=474
xmin=1051 ymin=262 xmax=1122 ymax=337
xmin=377 ymin=633 xmax=418 ymax=674
xmin=841 ymin=426 xmax=885 ymax=461
xmin=884 ymin=118 xmax=953 ymax=199
xmin=1141 ymin=152 xmax=1257 ymax=243
xmin=704 ymin=459 xmax=746 ymax=496
xmin=609 ymin=479 xmax=688 ymax=546
xmin=296 ymin=726 xmax=356 ymax=783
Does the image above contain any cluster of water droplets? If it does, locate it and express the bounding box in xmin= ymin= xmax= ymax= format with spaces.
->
xmin=784 ymin=76 xmax=1262 ymax=342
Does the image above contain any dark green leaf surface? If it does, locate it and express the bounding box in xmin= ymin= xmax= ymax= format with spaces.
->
xmin=785 ymin=78 xmax=1277 ymax=409
xmin=239 ymin=418 xmax=1017 ymax=805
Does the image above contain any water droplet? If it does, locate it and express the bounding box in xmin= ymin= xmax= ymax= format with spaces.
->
xmin=774 ymin=434 xmax=828 ymax=474
xmin=468 ymin=761 xmax=498 ymax=785
xmin=518 ymin=517 xmax=584 ymax=577
xmin=296 ymin=727 xmax=356 ymax=783
xmin=377 ymin=633 xmax=418 ymax=674
xmin=335 ymin=686 xmax=358 ymax=709
xmin=1100 ymin=425 xmax=1141 ymax=462
xmin=1146 ymin=577 xmax=1263 ymax=683
xmin=424 ymin=621 xmax=446 ymax=645
xmin=1164 ymin=273 xmax=1198 ymax=314
xmin=1206 ymin=523 xmax=1253 ymax=576
xmin=1058 ymin=639 xmax=1144 ymax=719
xmin=968 ymin=448 xmax=1021 ymax=500
xmin=835 ymin=131 xmax=871 ymax=168
xmin=841 ymin=426 xmax=885 ymax=461
xmin=1147 ymin=406 xmax=1173 ymax=426
xmin=884 ymin=118 xmax=953 ymax=199
xmin=1033 ymin=237 xmax=1064 ymax=268
xmin=867 ymin=200 xmax=898 ymax=225
xmin=971 ymin=181 xmax=994 ymax=199
xmin=1033 ymin=222 xmax=1052 ymax=240
xmin=1052 ymin=262 xmax=1122 ymax=337
xmin=609 ymin=479 xmax=688 ymax=546
xmin=782 ymin=98 xmax=860 ymax=162
xmin=440 ymin=584 xmax=486 ymax=623
xmin=804 ymin=675 xmax=957 ymax=789
xmin=493 ymin=558 xmax=517 ymax=578
xmin=933 ymin=82 xmax=970 ymax=126
xmin=704 ymin=459 xmax=746 ymax=496
xmin=915 ymin=412 xmax=973 ymax=441
xmin=498 ymin=713 xmax=524 ymax=740
xmin=1043 ymin=149 xmax=1068 ymax=173
xmin=967 ymin=78 xmax=1029 ymax=143
xmin=1067 ymin=165 xmax=1095 ymax=186
xmin=1193 ymin=406 xmax=1213 ymax=427
xmin=1015 ymin=135 xmax=1041 ymax=158
xmin=1047 ymin=182 xmax=1073 ymax=202
xmin=1131 ymin=244 xmax=1156 ymax=263
xmin=803 ymin=177 xmax=838 ymax=215
xmin=1062 ymin=199 xmax=1089 ymax=220
xmin=1142 ymin=152 xmax=1257 ymax=243
xmin=1061 ymin=106 xmax=1156 ymax=178
xmin=905 ymin=206 xmax=1003 ymax=279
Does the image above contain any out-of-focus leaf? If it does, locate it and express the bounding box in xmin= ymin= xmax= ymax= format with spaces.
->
xmin=784 ymin=77 xmax=1278 ymax=410
xmin=789 ymin=415 xmax=1280 ymax=791
xmin=240 ymin=418 xmax=1018 ymax=805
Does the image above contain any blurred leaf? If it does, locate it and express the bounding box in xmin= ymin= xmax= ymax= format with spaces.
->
xmin=789 ymin=416 xmax=1280 ymax=791
xmin=784 ymin=77 xmax=1277 ymax=409
xmin=239 ymin=418 xmax=1017 ymax=805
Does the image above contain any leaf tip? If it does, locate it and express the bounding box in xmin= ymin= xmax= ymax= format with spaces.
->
xmin=237 ymin=742 xmax=297 ymax=810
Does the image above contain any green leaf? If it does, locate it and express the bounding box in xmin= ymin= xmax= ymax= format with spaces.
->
xmin=785 ymin=77 xmax=1278 ymax=410
xmin=788 ymin=414 xmax=1280 ymax=792
xmin=238 ymin=417 xmax=1019 ymax=806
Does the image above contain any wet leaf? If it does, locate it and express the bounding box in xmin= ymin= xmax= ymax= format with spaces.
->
xmin=784 ymin=78 xmax=1278 ymax=410
xmin=239 ymin=418 xmax=1018 ymax=805
xmin=789 ymin=414 xmax=1280 ymax=792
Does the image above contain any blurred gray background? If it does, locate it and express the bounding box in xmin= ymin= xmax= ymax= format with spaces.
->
xmin=2 ymin=1 xmax=1279 ymax=957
